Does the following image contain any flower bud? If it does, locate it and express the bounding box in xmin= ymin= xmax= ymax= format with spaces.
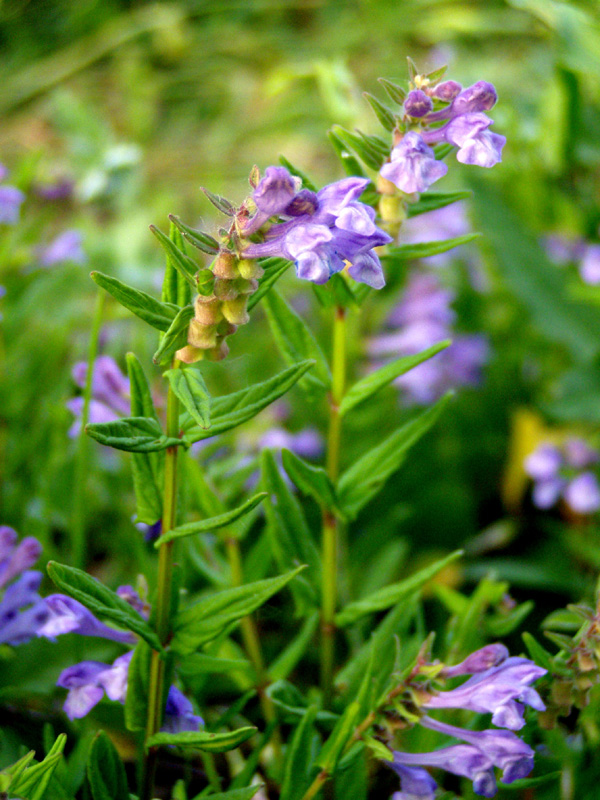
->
xmin=442 ymin=644 xmax=510 ymax=678
xmin=194 ymin=296 xmax=223 ymax=325
xmin=212 ymin=251 xmax=240 ymax=279
xmin=432 ymin=80 xmax=462 ymax=101
xmin=238 ymin=258 xmax=264 ymax=280
xmin=450 ymin=81 xmax=497 ymax=115
xmin=187 ymin=320 xmax=218 ymax=349
xmin=404 ymin=89 xmax=433 ymax=118
xmin=222 ymin=295 xmax=249 ymax=325
xmin=176 ymin=345 xmax=203 ymax=364
xmin=213 ymin=278 xmax=238 ymax=301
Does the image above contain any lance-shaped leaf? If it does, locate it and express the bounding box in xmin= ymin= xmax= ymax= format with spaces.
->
xmin=146 ymin=727 xmax=256 ymax=753
xmin=127 ymin=353 xmax=162 ymax=524
xmin=522 ymin=632 xmax=556 ymax=673
xmin=280 ymin=706 xmax=319 ymax=800
xmin=278 ymin=155 xmax=318 ymax=192
xmin=202 ymin=187 xmax=235 ymax=216
xmin=9 ymin=734 xmax=67 ymax=800
xmin=172 ymin=566 xmax=305 ymax=654
xmin=377 ymin=77 xmax=407 ymax=105
xmin=335 ymin=550 xmax=463 ymax=626
xmin=331 ymin=126 xmax=387 ymax=171
xmin=247 ymin=258 xmax=292 ymax=311
xmin=382 ymin=233 xmax=480 ymax=264
xmin=154 ymin=493 xmax=267 ymax=547
xmin=184 ymin=360 xmax=315 ymax=443
xmin=363 ymin=92 xmax=396 ymax=132
xmin=86 ymin=416 xmax=184 ymax=453
xmin=164 ymin=364 xmax=211 ymax=430
xmin=327 ymin=130 xmax=368 ymax=178
xmin=91 ymin=271 xmax=177 ymax=331
xmin=153 ymin=304 xmax=195 ymax=365
xmin=269 ymin=611 xmax=320 ymax=681
xmin=315 ymin=701 xmax=360 ymax=772
xmin=192 ymin=787 xmax=264 ymax=800
xmin=86 ymin=732 xmax=129 ymax=800
xmin=407 ymin=190 xmax=472 ymax=218
xmin=150 ymin=225 xmax=197 ymax=287
xmin=263 ymin=289 xmax=330 ymax=393
xmin=125 ymin=641 xmax=152 ymax=731
xmin=337 ymin=394 xmax=451 ymax=519
xmin=433 ymin=142 xmax=454 ymax=160
xmin=281 ymin=449 xmax=342 ymax=516
xmin=168 ymin=214 xmax=219 ymax=255
xmin=266 ymin=680 xmax=338 ymax=725
xmin=47 ymin=561 xmax=163 ymax=651
xmin=339 ymin=341 xmax=451 ymax=417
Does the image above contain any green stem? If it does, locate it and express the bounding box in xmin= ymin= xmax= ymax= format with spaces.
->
xmin=71 ymin=291 xmax=105 ymax=569
xmin=321 ymin=305 xmax=346 ymax=706
xmin=141 ymin=360 xmax=180 ymax=800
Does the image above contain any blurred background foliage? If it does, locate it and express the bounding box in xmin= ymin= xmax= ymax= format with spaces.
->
xmin=3 ymin=0 xmax=600 ymax=787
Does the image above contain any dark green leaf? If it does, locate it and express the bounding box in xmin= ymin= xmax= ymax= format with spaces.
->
xmin=202 ymin=188 xmax=235 ymax=216
xmin=124 ymin=640 xmax=152 ymax=731
xmin=335 ymin=550 xmax=463 ymax=626
xmin=172 ymin=566 xmax=305 ymax=654
xmin=164 ymin=364 xmax=211 ymax=429
xmin=266 ymin=680 xmax=337 ymax=725
xmin=407 ymin=191 xmax=472 ymax=218
xmin=154 ymin=493 xmax=267 ymax=547
xmin=262 ymin=289 xmax=331 ymax=394
xmin=247 ymin=258 xmax=292 ymax=310
xmin=146 ymin=727 xmax=256 ymax=752
xmin=91 ymin=271 xmax=177 ymax=332
xmin=168 ymin=214 xmax=219 ymax=255
xmin=86 ymin=416 xmax=183 ymax=453
xmin=337 ymin=394 xmax=451 ymax=519
xmin=184 ymin=361 xmax=315 ymax=443
xmin=86 ymin=732 xmax=129 ymax=800
xmin=486 ymin=600 xmax=534 ymax=637
xmin=522 ymin=632 xmax=556 ymax=673
xmin=150 ymin=225 xmax=197 ymax=287
xmin=47 ymin=561 xmax=162 ymax=651
xmin=377 ymin=77 xmax=406 ymax=105
xmin=153 ymin=305 xmax=195 ymax=365
xmin=178 ymin=653 xmax=253 ymax=679
xmin=383 ymin=233 xmax=480 ymax=263
xmin=339 ymin=341 xmax=451 ymax=417
xmin=280 ymin=706 xmax=319 ymax=800
xmin=278 ymin=156 xmax=318 ymax=192
xmin=191 ymin=787 xmax=263 ymax=800
xmin=363 ymin=92 xmax=396 ymax=132
xmin=335 ymin=743 xmax=367 ymax=800
xmin=281 ymin=449 xmax=341 ymax=516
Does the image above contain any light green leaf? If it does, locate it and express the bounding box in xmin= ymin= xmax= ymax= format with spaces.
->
xmin=339 ymin=341 xmax=451 ymax=416
xmin=47 ymin=561 xmax=162 ymax=652
xmin=263 ymin=289 xmax=331 ymax=394
xmin=86 ymin=416 xmax=183 ymax=453
xmin=86 ymin=732 xmax=129 ymax=800
xmin=153 ymin=304 xmax=195 ymax=365
xmin=266 ymin=680 xmax=337 ymax=725
xmin=281 ymin=449 xmax=341 ymax=515
xmin=91 ymin=271 xmax=178 ymax=331
xmin=154 ymin=493 xmax=267 ymax=547
xmin=191 ymin=787 xmax=263 ymax=800
xmin=10 ymin=734 xmax=67 ymax=800
xmin=178 ymin=653 xmax=254 ymax=679
xmin=164 ymin=364 xmax=211 ymax=429
xmin=280 ymin=706 xmax=319 ymax=800
xmin=407 ymin=191 xmax=472 ymax=217
xmin=150 ymin=224 xmax=197 ymax=287
xmin=383 ymin=233 xmax=480 ymax=263
xmin=335 ymin=550 xmax=463 ymax=626
xmin=146 ymin=727 xmax=256 ymax=753
xmin=522 ymin=632 xmax=556 ymax=673
xmin=315 ymin=702 xmax=360 ymax=772
xmin=172 ymin=566 xmax=305 ymax=655
xmin=337 ymin=394 xmax=451 ymax=519
xmin=184 ymin=361 xmax=315 ymax=443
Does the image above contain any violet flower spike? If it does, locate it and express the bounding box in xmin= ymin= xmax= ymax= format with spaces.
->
xmin=380 ymin=132 xmax=448 ymax=194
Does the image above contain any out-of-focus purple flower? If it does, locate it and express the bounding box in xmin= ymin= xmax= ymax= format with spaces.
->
xmin=38 ymin=595 xmax=135 ymax=643
xmin=524 ymin=445 xmax=562 ymax=482
xmin=525 ymin=440 xmax=600 ymax=515
xmin=57 ymin=661 xmax=109 ymax=719
xmin=543 ymin=235 xmax=584 ymax=264
xmin=405 ymin=90 xmax=433 ymax=118
xmin=0 ymin=530 xmax=49 ymax=646
xmin=392 ymin=746 xmax=497 ymax=798
xmin=398 ymin=202 xmax=471 ymax=268
xmin=564 ymin=437 xmax=599 ymax=469
xmin=244 ymin=171 xmax=392 ymax=288
xmin=380 ymin=132 xmax=448 ymax=195
xmin=0 ymin=164 xmax=8 ymax=182
xmin=39 ymin=230 xmax=86 ymax=267
xmin=34 ymin=178 xmax=74 ymax=201
xmin=390 ymin=764 xmax=437 ymax=800
xmin=579 ymin=244 xmax=600 ymax=285
xmin=68 ymin=355 xmax=130 ymax=437
xmin=135 ymin=519 xmax=163 ymax=542
xmin=442 ymin=643 xmax=509 ymax=678
xmin=0 ymin=533 xmax=42 ymax=589
xmin=563 ymin=472 xmax=600 ymax=514
xmin=0 ymin=185 xmax=25 ymax=225
xmin=259 ymin=427 xmax=323 ymax=460
xmin=423 ymin=656 xmax=546 ymax=730
xmin=162 ymin=686 xmax=204 ymax=733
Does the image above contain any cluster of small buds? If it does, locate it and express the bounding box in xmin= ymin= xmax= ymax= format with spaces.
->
xmin=524 ymin=438 xmax=600 ymax=514
xmin=67 ymin=354 xmax=130 ymax=437
xmin=378 ymin=70 xmax=505 ymax=204
xmin=382 ymin=644 xmax=546 ymax=799
xmin=0 ymin=527 xmax=49 ymax=647
xmin=176 ymin=251 xmax=263 ymax=364
xmin=369 ymin=271 xmax=489 ymax=405
xmin=0 ymin=164 xmax=25 ymax=225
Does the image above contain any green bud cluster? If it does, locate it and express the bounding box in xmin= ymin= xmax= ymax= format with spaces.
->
xmin=176 ymin=252 xmax=263 ymax=363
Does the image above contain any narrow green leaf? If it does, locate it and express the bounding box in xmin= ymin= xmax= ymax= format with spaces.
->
xmin=486 ymin=600 xmax=534 ymax=637
xmin=327 ymin=130 xmax=368 ymax=178
xmin=377 ymin=77 xmax=406 ymax=105
xmin=202 ymin=188 xmax=235 ymax=216
xmin=164 ymin=364 xmax=211 ymax=429
xmin=86 ymin=416 xmax=183 ymax=453
xmin=10 ymin=734 xmax=67 ymax=800
xmin=47 ymin=561 xmax=163 ymax=651
xmin=331 ymin=126 xmax=386 ymax=170
xmin=168 ymin=214 xmax=219 ymax=255
xmin=154 ymin=493 xmax=267 ymax=547
xmin=339 ymin=341 xmax=451 ymax=417
xmin=91 ymin=271 xmax=177 ymax=331
xmin=191 ymin=787 xmax=263 ymax=800
xmin=269 ymin=612 xmax=320 ymax=681
xmin=150 ymin=225 xmax=197 ymax=287
xmin=363 ymin=92 xmax=396 ymax=132
xmin=247 ymin=258 xmax=292 ymax=310
xmin=337 ymin=394 xmax=451 ymax=519
xmin=278 ymin=156 xmax=318 ymax=192
xmin=383 ymin=233 xmax=480 ymax=263
xmin=184 ymin=361 xmax=315 ymax=444
xmin=153 ymin=305 xmax=195 ymax=365
xmin=172 ymin=566 xmax=306 ymax=654
xmin=336 ymin=743 xmax=367 ymax=800
xmin=262 ymin=289 xmax=331 ymax=394
xmin=146 ymin=727 xmax=256 ymax=752
xmin=335 ymin=550 xmax=462 ymax=626
xmin=178 ymin=653 xmax=254 ymax=679
xmin=86 ymin=732 xmax=129 ymax=800
xmin=315 ymin=702 xmax=360 ymax=772
xmin=280 ymin=706 xmax=319 ymax=800
xmin=266 ymin=680 xmax=337 ymax=725
xmin=407 ymin=191 xmax=472 ymax=218
xmin=522 ymin=632 xmax=556 ymax=673
xmin=125 ymin=640 xmax=152 ymax=731
xmin=281 ymin=449 xmax=342 ymax=516
xmin=433 ymin=142 xmax=454 ymax=160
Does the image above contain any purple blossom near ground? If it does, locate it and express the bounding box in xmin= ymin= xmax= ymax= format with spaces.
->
xmin=0 ymin=528 xmax=49 ymax=646
xmin=67 ymin=354 xmax=130 ymax=437
xmin=524 ymin=439 xmax=600 ymax=514
xmin=369 ymin=271 xmax=489 ymax=405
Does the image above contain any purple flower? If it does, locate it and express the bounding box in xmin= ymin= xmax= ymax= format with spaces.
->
xmin=243 ymin=166 xmax=300 ymax=235
xmin=431 ymin=80 xmax=462 ymax=101
xmin=525 ymin=440 xmax=600 ymax=514
xmin=34 ymin=178 xmax=74 ymax=201
xmin=443 ymin=113 xmax=506 ymax=168
xmin=564 ymin=437 xmax=599 ymax=469
xmin=399 ymin=202 xmax=471 ymax=268
xmin=442 ymin=644 xmax=509 ymax=678
xmin=391 ymin=764 xmax=437 ymax=800
xmin=0 ymin=570 xmax=49 ymax=646
xmin=162 ymin=686 xmax=204 ymax=733
xmin=380 ymin=132 xmax=448 ymax=195
xmin=68 ymin=355 xmax=130 ymax=437
xmin=38 ymin=594 xmax=135 ymax=644
xmin=39 ymin=230 xmax=86 ymax=267
xmin=579 ymin=244 xmax=600 ymax=285
xmin=57 ymin=661 xmax=109 ymax=719
xmin=563 ymin=472 xmax=600 ymax=514
xmin=0 ymin=164 xmax=8 ymax=182
xmin=524 ymin=445 xmax=562 ymax=482
xmin=0 ymin=533 xmax=42 ymax=589
xmin=392 ymin=746 xmax=497 ymax=798
xmin=448 ymin=81 xmax=498 ymax=116
xmin=259 ymin=427 xmax=323 ymax=460
xmin=0 ymin=185 xmax=25 ymax=224
xmin=405 ymin=89 xmax=433 ymax=118
xmin=423 ymin=656 xmax=546 ymax=730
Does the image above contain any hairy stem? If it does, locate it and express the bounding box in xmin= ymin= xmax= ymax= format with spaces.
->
xmin=321 ymin=304 xmax=346 ymax=706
